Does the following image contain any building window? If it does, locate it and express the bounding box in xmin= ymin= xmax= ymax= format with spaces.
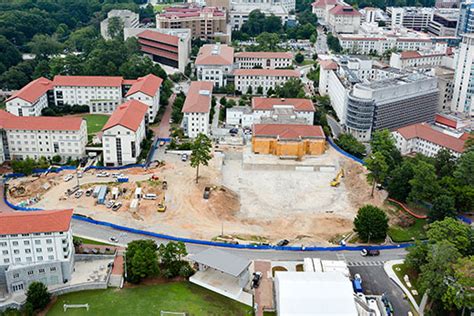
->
xmin=13 ymin=273 xmax=19 ymax=279
xmin=46 ymin=239 xmax=52 ymax=244
xmin=39 ymin=268 xmax=45 ymax=273
xmin=37 ymin=256 xmax=43 ymax=261
xmin=12 ymin=241 xmax=18 ymax=246
xmin=50 ymin=267 xmax=56 ymax=272
xmin=24 ymin=240 xmax=30 ymax=246
xmin=28 ymin=270 xmax=33 ymax=275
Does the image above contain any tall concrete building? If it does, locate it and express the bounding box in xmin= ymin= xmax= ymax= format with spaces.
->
xmin=100 ymin=10 xmax=139 ymax=40
xmin=451 ymin=34 xmax=474 ymax=115
xmin=457 ymin=1 xmax=474 ymax=35
xmin=387 ymin=7 xmax=435 ymax=30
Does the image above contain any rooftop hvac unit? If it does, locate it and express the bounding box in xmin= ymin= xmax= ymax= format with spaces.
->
xmin=199 ymin=90 xmax=210 ymax=96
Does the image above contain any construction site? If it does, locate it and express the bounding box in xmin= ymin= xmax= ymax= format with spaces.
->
xmin=5 ymin=145 xmax=386 ymax=245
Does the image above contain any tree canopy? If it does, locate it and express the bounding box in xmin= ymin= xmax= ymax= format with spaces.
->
xmin=190 ymin=133 xmax=213 ymax=184
xmin=353 ymin=205 xmax=389 ymax=242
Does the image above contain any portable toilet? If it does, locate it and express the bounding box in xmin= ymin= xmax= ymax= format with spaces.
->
xmin=93 ymin=186 xmax=101 ymax=198
xmin=111 ymin=187 xmax=119 ymax=200
xmin=130 ymin=199 xmax=139 ymax=212
xmin=97 ymin=186 xmax=107 ymax=204
xmin=134 ymin=187 xmax=142 ymax=199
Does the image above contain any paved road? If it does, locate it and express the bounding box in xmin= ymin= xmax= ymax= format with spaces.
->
xmin=349 ymin=266 xmax=412 ymax=316
xmin=316 ymin=28 xmax=329 ymax=55
xmin=327 ymin=115 xmax=343 ymax=137
xmin=154 ymin=94 xmax=174 ymax=139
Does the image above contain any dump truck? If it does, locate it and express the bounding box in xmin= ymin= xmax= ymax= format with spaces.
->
xmin=330 ymin=168 xmax=344 ymax=187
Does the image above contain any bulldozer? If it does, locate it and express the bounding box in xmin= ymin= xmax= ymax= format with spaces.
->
xmin=157 ymin=194 xmax=166 ymax=212
xmin=330 ymin=168 xmax=345 ymax=187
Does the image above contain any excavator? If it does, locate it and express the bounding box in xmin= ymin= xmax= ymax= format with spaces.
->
xmin=330 ymin=168 xmax=345 ymax=187
xmin=157 ymin=194 xmax=166 ymax=212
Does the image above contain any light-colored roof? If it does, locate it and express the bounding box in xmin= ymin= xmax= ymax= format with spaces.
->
xmin=329 ymin=5 xmax=362 ymax=16
xmin=395 ymin=122 xmax=465 ymax=153
xmin=234 ymin=51 xmax=293 ymax=59
xmin=102 ymin=100 xmax=148 ymax=132
xmin=6 ymin=77 xmax=53 ymax=103
xmin=319 ymin=59 xmax=338 ymax=70
xmin=252 ymin=98 xmax=315 ymax=112
xmin=233 ymin=69 xmax=300 ymax=77
xmin=137 ymin=30 xmax=179 ymax=46
xmin=53 ymin=75 xmax=124 ymax=87
xmin=0 ymin=209 xmax=73 ymax=235
xmin=276 ymin=272 xmax=358 ymax=316
xmin=253 ymin=124 xmax=325 ymax=140
xmin=188 ymin=248 xmax=250 ymax=277
xmin=195 ymin=44 xmax=234 ymax=66
xmin=0 ymin=110 xmax=84 ymax=131
xmin=182 ymin=81 xmax=213 ymax=113
xmin=125 ymin=74 xmax=163 ymax=97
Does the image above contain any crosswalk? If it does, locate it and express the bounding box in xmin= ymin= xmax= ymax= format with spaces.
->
xmin=346 ymin=261 xmax=384 ymax=267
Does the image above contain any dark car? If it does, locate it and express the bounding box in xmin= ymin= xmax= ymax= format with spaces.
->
xmin=251 ymin=272 xmax=262 ymax=289
xmin=277 ymin=239 xmax=289 ymax=247
xmin=229 ymin=128 xmax=238 ymax=135
xmin=360 ymin=249 xmax=380 ymax=257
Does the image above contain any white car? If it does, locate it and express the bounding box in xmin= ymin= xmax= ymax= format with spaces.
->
xmin=74 ymin=190 xmax=83 ymax=198
xmin=64 ymin=174 xmax=74 ymax=182
xmin=106 ymin=200 xmax=115 ymax=208
xmin=97 ymin=171 xmax=110 ymax=177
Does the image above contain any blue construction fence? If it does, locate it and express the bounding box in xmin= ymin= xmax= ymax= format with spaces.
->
xmin=327 ymin=137 xmax=366 ymax=165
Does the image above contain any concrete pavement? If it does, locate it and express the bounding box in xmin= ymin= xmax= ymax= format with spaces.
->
xmin=327 ymin=115 xmax=343 ymax=137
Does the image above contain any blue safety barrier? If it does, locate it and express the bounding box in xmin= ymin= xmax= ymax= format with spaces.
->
xmin=3 ymin=173 xmax=26 ymax=179
xmin=84 ymin=164 xmax=145 ymax=171
xmin=327 ymin=137 xmax=366 ymax=165
xmin=457 ymin=215 xmax=473 ymax=225
xmin=157 ymin=138 xmax=171 ymax=142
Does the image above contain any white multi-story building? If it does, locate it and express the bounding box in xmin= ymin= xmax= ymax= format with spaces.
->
xmin=125 ymin=74 xmax=163 ymax=122
xmin=389 ymin=45 xmax=453 ymax=69
xmin=234 ymin=52 xmax=293 ymax=69
xmin=102 ymin=100 xmax=148 ymax=166
xmin=195 ymin=44 xmax=234 ymax=88
xmin=230 ymin=0 xmax=295 ymax=30
xmin=6 ymin=78 xmax=52 ymax=117
xmin=233 ymin=69 xmax=301 ymax=95
xmin=387 ymin=7 xmax=435 ymax=30
xmin=53 ymin=76 xmax=124 ymax=107
xmin=0 ymin=209 xmax=74 ymax=294
xmin=182 ymin=81 xmax=213 ymax=138
xmin=100 ymin=9 xmax=139 ymax=40
xmin=451 ymin=34 xmax=474 ymax=116
xmin=312 ymin=0 xmax=339 ymax=24
xmin=327 ymin=5 xmax=361 ymax=34
xmin=0 ymin=110 xmax=87 ymax=162
xmin=393 ymin=122 xmax=466 ymax=158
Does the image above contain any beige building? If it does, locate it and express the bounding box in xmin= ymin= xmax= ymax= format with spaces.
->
xmin=233 ymin=69 xmax=301 ymax=95
xmin=328 ymin=5 xmax=361 ymax=34
xmin=234 ymin=52 xmax=293 ymax=69
xmin=156 ymin=6 xmax=230 ymax=43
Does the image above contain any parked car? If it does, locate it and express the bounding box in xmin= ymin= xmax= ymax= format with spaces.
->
xmin=159 ymin=141 xmax=165 ymax=147
xmin=77 ymin=171 xmax=83 ymax=178
xmin=109 ymin=237 xmax=118 ymax=243
xmin=106 ymin=200 xmax=115 ymax=208
xmin=277 ymin=239 xmax=289 ymax=247
xmin=229 ymin=128 xmax=238 ymax=135
xmin=112 ymin=173 xmax=124 ymax=178
xmin=143 ymin=193 xmax=157 ymax=200
xmin=203 ymin=187 xmax=211 ymax=199
xmin=112 ymin=202 xmax=122 ymax=212
xmin=181 ymin=154 xmax=188 ymax=162
xmin=251 ymin=272 xmax=262 ymax=289
xmin=97 ymin=171 xmax=110 ymax=177
xmin=64 ymin=174 xmax=74 ymax=182
xmin=360 ymin=249 xmax=380 ymax=257
xmin=74 ymin=190 xmax=83 ymax=198
xmin=85 ymin=188 xmax=93 ymax=197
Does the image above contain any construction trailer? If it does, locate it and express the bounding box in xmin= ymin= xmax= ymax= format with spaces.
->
xmin=97 ymin=186 xmax=108 ymax=204
xmin=92 ymin=186 xmax=101 ymax=198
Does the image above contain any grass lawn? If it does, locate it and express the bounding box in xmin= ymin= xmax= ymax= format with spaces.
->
xmin=393 ymin=263 xmax=424 ymax=305
xmin=47 ymin=282 xmax=253 ymax=316
xmin=81 ymin=114 xmax=109 ymax=136
xmin=73 ymin=236 xmax=113 ymax=246
xmin=388 ymin=218 xmax=428 ymax=243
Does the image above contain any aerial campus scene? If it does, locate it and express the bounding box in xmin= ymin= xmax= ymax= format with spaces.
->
xmin=0 ymin=0 xmax=473 ymax=315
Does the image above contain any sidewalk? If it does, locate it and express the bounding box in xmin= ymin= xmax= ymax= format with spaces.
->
xmin=384 ymin=260 xmax=424 ymax=315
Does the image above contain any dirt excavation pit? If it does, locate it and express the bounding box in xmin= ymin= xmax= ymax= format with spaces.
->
xmin=7 ymin=147 xmax=385 ymax=245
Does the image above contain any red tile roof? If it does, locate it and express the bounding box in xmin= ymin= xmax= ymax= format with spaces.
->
xmin=137 ymin=30 xmax=179 ymax=46
xmin=0 ymin=209 xmax=73 ymax=235
xmin=125 ymin=74 xmax=163 ymax=97
xmin=312 ymin=0 xmax=338 ymax=8
xmin=6 ymin=77 xmax=53 ymax=103
xmin=396 ymin=123 xmax=465 ymax=153
xmin=138 ymin=38 xmax=179 ymax=53
xmin=53 ymin=75 xmax=124 ymax=87
xmin=141 ymin=45 xmax=179 ymax=61
xmin=329 ymin=5 xmax=361 ymax=16
xmin=195 ymin=44 xmax=234 ymax=65
xmin=252 ymin=98 xmax=315 ymax=112
xmin=435 ymin=114 xmax=457 ymax=129
xmin=253 ymin=124 xmax=325 ymax=140
xmin=103 ymin=100 xmax=148 ymax=132
xmin=319 ymin=59 xmax=338 ymax=70
xmin=400 ymin=51 xmax=421 ymax=59
xmin=235 ymin=52 xmax=293 ymax=59
xmin=182 ymin=81 xmax=213 ymax=113
xmin=0 ymin=110 xmax=84 ymax=131
xmin=233 ymin=69 xmax=300 ymax=77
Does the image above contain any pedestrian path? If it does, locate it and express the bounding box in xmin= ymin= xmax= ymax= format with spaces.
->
xmin=347 ymin=260 xmax=384 ymax=267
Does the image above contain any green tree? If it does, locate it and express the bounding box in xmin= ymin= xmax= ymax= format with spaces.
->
xmin=255 ymin=32 xmax=280 ymax=51
xmin=464 ymin=132 xmax=474 ymax=152
xmin=256 ymin=86 xmax=263 ymax=95
xmin=365 ymin=152 xmax=389 ymax=197
xmin=387 ymin=159 xmax=415 ymax=201
xmin=219 ymin=96 xmax=227 ymax=106
xmin=125 ymin=239 xmax=159 ymax=284
xmin=0 ymin=35 xmax=22 ymax=70
xmin=429 ymin=194 xmax=457 ymax=222
xmin=27 ymin=34 xmax=64 ymax=59
xmin=408 ymin=160 xmax=440 ymax=203
xmin=427 ymin=217 xmax=472 ymax=255
xmin=353 ymin=205 xmax=389 ymax=242
xmin=454 ymin=151 xmax=474 ymax=186
xmin=275 ymin=78 xmax=305 ymax=98
xmin=335 ymin=133 xmax=366 ymax=158
xmin=442 ymin=256 xmax=474 ymax=310
xmin=157 ymin=241 xmax=192 ymax=278
xmin=107 ymin=16 xmax=124 ymax=40
xmin=405 ymin=240 xmax=429 ymax=273
xmin=190 ymin=133 xmax=212 ymax=184
xmin=295 ymin=52 xmax=305 ymax=64
xmin=326 ymin=33 xmax=342 ymax=53
xmin=434 ymin=149 xmax=456 ymax=178
xmin=26 ymin=282 xmax=51 ymax=312
xmin=370 ymin=129 xmax=401 ymax=170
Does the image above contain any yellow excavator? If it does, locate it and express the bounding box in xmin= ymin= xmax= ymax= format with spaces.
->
xmin=331 ymin=168 xmax=345 ymax=187
xmin=157 ymin=194 xmax=166 ymax=212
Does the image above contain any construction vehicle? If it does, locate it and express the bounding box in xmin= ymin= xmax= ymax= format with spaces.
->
xmin=157 ymin=195 xmax=166 ymax=212
xmin=330 ymin=168 xmax=344 ymax=187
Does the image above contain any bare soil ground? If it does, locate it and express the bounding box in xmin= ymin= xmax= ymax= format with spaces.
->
xmin=7 ymin=146 xmax=385 ymax=246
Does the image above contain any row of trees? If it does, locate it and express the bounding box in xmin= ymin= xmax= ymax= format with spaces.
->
xmin=125 ymin=240 xmax=194 ymax=284
xmin=366 ymin=130 xmax=474 ymax=222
